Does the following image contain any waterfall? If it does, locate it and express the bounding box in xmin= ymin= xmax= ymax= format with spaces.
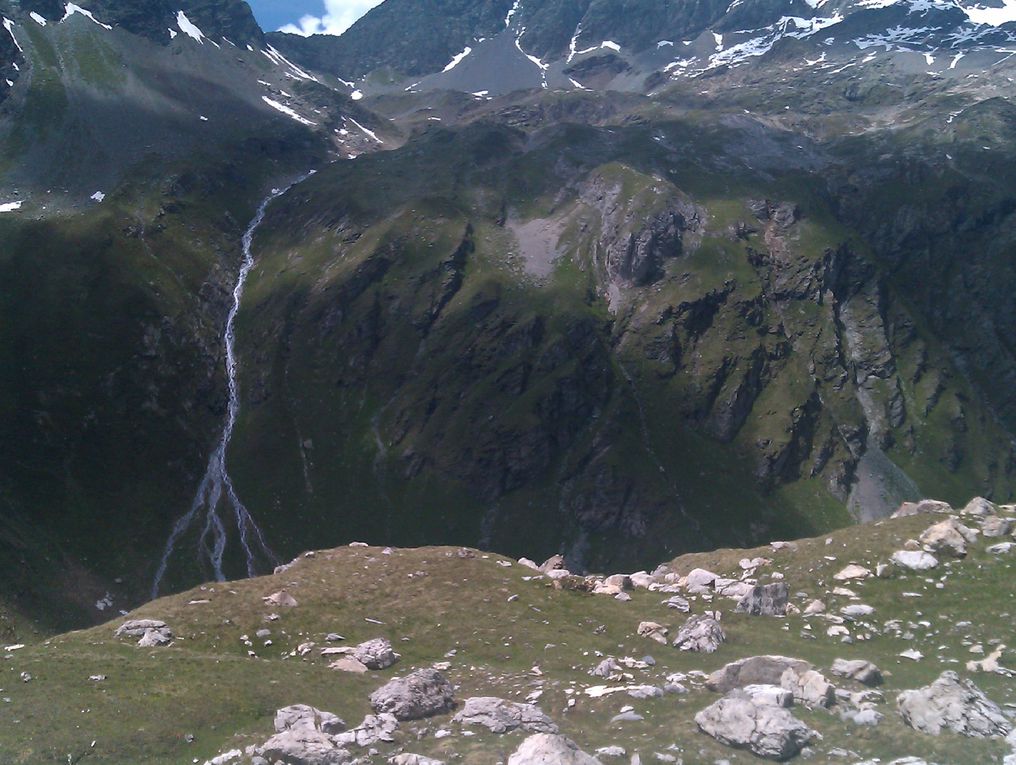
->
xmin=151 ymin=171 xmax=315 ymax=598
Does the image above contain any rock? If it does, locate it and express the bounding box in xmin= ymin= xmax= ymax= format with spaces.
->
xmin=663 ymin=596 xmax=690 ymax=612
xmin=518 ymin=557 xmax=541 ymax=570
xmin=919 ymin=518 xmax=977 ymax=558
xmin=742 ymin=684 xmax=794 ymax=708
xmin=610 ymin=710 xmax=644 ymax=723
xmin=595 ymin=746 xmax=626 ymax=758
xmin=259 ymin=704 xmax=351 ymax=765
xmin=115 ymin=619 xmax=169 ymax=638
xmin=962 ymin=497 xmax=996 ymax=517
xmin=604 ymin=574 xmax=632 ymax=590
xmin=830 ymin=659 xmax=883 ymax=686
xmin=353 ymin=638 xmax=401 ymax=670
xmin=892 ymin=499 xmax=952 ymax=518
xmin=390 ymin=755 xmax=444 ymax=765
xmin=842 ymin=708 xmax=883 ymax=726
xmin=988 ymin=542 xmax=1015 ymax=554
xmin=981 ymin=516 xmax=1016 ymax=538
xmin=891 ymin=551 xmax=939 ymax=571
xmin=370 ymin=669 xmax=456 ymax=721
xmin=275 ymin=705 xmax=346 ymax=736
xmin=833 ymin=564 xmax=872 ymax=581
xmin=329 ymin=657 xmax=369 ymax=673
xmin=138 ymin=627 xmax=174 ymax=647
xmin=591 ymin=657 xmax=622 ymax=678
xmin=264 ymin=591 xmax=299 ymax=608
xmin=672 ymin=615 xmax=725 ymax=653
xmin=695 ymin=691 xmax=816 ymax=760
xmin=840 ymin=604 xmax=875 ymax=620
xmin=685 ymin=568 xmax=719 ymax=592
xmin=507 ymin=733 xmax=601 ymax=765
xmin=897 ymin=671 xmax=1011 ymax=737
xmin=334 ymin=713 xmax=399 ymax=747
xmin=206 ymin=750 xmax=242 ymax=765
xmin=637 ymin=622 xmax=669 ymax=645
xmin=630 ymin=572 xmax=655 ymax=589
xmin=780 ymin=668 xmax=835 ymax=709
xmin=453 ymin=697 xmax=558 ymax=734
xmin=115 ymin=619 xmax=174 ymax=647
xmin=735 ymin=583 xmax=789 ymax=617
xmin=539 ymin=555 xmax=565 ymax=573
xmin=803 ymin=599 xmax=826 ymax=615
xmin=707 ymin=656 xmax=813 ymax=693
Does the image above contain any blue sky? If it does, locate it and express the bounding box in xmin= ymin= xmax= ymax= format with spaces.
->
xmin=248 ymin=0 xmax=384 ymax=35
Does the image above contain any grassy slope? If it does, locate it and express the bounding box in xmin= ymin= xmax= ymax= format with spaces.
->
xmin=1 ymin=507 xmax=1013 ymax=763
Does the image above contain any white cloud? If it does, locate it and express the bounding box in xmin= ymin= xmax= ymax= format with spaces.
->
xmin=278 ymin=0 xmax=384 ymax=36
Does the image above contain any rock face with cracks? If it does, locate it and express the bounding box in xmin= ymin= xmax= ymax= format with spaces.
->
xmin=735 ymin=582 xmax=789 ymax=616
xmin=673 ymin=614 xmax=726 ymax=653
xmin=695 ymin=690 xmax=817 ymax=761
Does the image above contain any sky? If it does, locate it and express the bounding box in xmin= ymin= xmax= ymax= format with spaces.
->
xmin=247 ymin=0 xmax=384 ymax=36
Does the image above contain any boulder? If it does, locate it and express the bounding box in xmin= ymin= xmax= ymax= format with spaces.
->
xmin=352 ymin=638 xmax=400 ymax=670
xmin=892 ymin=499 xmax=952 ymax=518
xmin=830 ymin=659 xmax=883 ymax=686
xmin=390 ymin=756 xmax=444 ymax=765
xmin=259 ymin=704 xmax=351 ymax=765
xmin=590 ymin=657 xmax=621 ymax=678
xmin=264 ymin=591 xmax=299 ymax=608
xmin=919 ymin=518 xmax=977 ymax=558
xmin=685 ymin=568 xmax=719 ymax=592
xmin=780 ymin=668 xmax=835 ymax=709
xmin=897 ymin=671 xmax=1011 ymax=737
xmin=981 ymin=515 xmax=1015 ymax=538
xmin=891 ymin=551 xmax=939 ymax=571
xmin=695 ymin=691 xmax=816 ymax=760
xmin=604 ymin=574 xmax=632 ymax=590
xmin=707 ymin=656 xmax=813 ymax=693
xmin=988 ymin=542 xmax=1015 ymax=555
xmin=329 ymin=657 xmax=369 ymax=674
xmin=842 ymin=708 xmax=884 ymax=726
xmin=370 ymin=669 xmax=456 ymax=721
xmin=735 ymin=582 xmax=789 ymax=616
xmin=334 ymin=713 xmax=398 ymax=747
xmin=840 ymin=604 xmax=875 ymax=620
xmin=114 ymin=619 xmax=169 ymax=639
xmin=803 ymin=599 xmax=826 ymax=615
xmin=672 ymin=615 xmax=725 ymax=653
xmin=539 ymin=555 xmax=565 ymax=573
xmin=663 ymin=596 xmax=690 ymax=612
xmin=637 ymin=622 xmax=669 ymax=645
xmin=962 ymin=497 xmax=996 ymax=517
xmin=507 ymin=733 xmax=601 ymax=765
xmin=833 ymin=564 xmax=872 ymax=581
xmin=138 ymin=627 xmax=174 ymax=647
xmin=453 ymin=697 xmax=558 ymax=734
xmin=274 ymin=705 xmax=346 ymax=736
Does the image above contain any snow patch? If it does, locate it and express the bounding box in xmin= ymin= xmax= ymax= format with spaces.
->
xmin=350 ymin=89 xmax=364 ymax=101
xmin=62 ymin=4 xmax=112 ymax=30
xmin=505 ymin=0 xmax=522 ymax=28
xmin=348 ymin=117 xmax=382 ymax=143
xmin=3 ymin=18 xmax=23 ymax=53
xmin=443 ymin=46 xmax=472 ymax=72
xmin=965 ymin=0 xmax=1016 ymax=25
xmin=90 ymin=191 xmax=105 ymax=202
xmin=262 ymin=97 xmax=316 ymax=126
xmin=601 ymin=40 xmax=621 ymax=52
xmin=29 ymin=12 xmax=47 ymax=26
xmin=176 ymin=11 xmax=206 ymax=43
xmin=0 ymin=200 xmax=23 ymax=213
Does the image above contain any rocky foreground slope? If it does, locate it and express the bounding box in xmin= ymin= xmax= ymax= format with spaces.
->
xmin=2 ymin=495 xmax=1015 ymax=764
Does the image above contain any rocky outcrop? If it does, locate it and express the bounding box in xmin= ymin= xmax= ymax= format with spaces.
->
xmin=891 ymin=551 xmax=939 ymax=571
xmin=919 ymin=518 xmax=977 ymax=558
xmin=115 ymin=619 xmax=173 ymax=647
xmin=831 ymin=659 xmax=883 ymax=687
xmin=780 ymin=667 xmax=835 ymax=709
xmin=695 ymin=691 xmax=817 ymax=760
xmin=453 ymin=697 xmax=558 ymax=734
xmin=370 ymin=669 xmax=456 ymax=721
xmin=258 ymin=704 xmax=352 ymax=765
xmin=897 ymin=672 xmax=1012 ymax=738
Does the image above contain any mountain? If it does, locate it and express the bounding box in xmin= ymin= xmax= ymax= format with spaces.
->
xmin=2 ymin=0 xmax=1016 ymax=645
